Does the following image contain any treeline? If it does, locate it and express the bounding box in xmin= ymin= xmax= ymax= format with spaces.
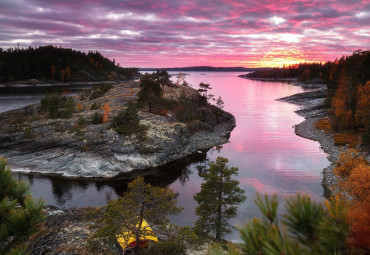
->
xmin=247 ymin=50 xmax=370 ymax=143
xmin=141 ymin=66 xmax=272 ymax=72
xmin=0 ymin=45 xmax=139 ymax=83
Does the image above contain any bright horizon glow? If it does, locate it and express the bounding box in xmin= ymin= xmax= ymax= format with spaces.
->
xmin=0 ymin=0 xmax=369 ymax=68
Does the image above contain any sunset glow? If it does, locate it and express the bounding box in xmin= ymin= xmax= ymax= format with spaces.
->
xmin=0 ymin=0 xmax=369 ymax=67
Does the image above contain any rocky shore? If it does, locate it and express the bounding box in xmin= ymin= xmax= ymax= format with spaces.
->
xmin=0 ymin=81 xmax=235 ymax=178
xmin=27 ymin=207 xmax=210 ymax=255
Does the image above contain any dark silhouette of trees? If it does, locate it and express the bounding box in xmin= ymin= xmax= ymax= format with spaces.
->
xmin=0 ymin=45 xmax=139 ymax=82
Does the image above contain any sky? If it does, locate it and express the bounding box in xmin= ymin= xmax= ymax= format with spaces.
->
xmin=0 ymin=0 xmax=369 ymax=68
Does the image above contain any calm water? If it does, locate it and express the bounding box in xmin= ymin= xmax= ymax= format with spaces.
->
xmin=3 ymin=72 xmax=329 ymax=241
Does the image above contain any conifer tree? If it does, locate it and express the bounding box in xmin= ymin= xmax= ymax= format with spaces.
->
xmin=216 ymin=96 xmax=224 ymax=110
xmin=239 ymin=194 xmax=348 ymax=255
xmin=0 ymin=157 xmax=44 ymax=254
xmin=138 ymin=73 xmax=162 ymax=113
xmin=194 ymin=157 xmax=246 ymax=241
xmin=89 ymin=177 xmax=182 ymax=255
xmin=197 ymin=82 xmax=213 ymax=102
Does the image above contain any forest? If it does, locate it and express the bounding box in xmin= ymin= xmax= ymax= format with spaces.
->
xmin=0 ymin=45 xmax=139 ymax=83
xmin=247 ymin=50 xmax=370 ymax=145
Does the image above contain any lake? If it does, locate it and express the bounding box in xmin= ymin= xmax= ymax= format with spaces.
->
xmin=2 ymin=72 xmax=329 ymax=241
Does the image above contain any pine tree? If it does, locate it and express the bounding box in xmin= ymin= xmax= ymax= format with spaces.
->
xmin=197 ymin=82 xmax=212 ymax=101
xmin=216 ymin=96 xmax=224 ymax=110
xmin=88 ymin=177 xmax=182 ymax=255
xmin=194 ymin=157 xmax=246 ymax=241
xmin=138 ymin=73 xmax=162 ymax=113
xmin=0 ymin=157 xmax=44 ymax=254
xmin=239 ymin=194 xmax=348 ymax=255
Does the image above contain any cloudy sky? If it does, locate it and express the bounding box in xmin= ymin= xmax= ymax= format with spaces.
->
xmin=0 ymin=0 xmax=369 ymax=67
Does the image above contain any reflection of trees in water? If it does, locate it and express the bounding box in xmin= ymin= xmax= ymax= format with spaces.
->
xmin=98 ymin=152 xmax=208 ymax=196
xmin=26 ymin=174 xmax=34 ymax=186
xmin=14 ymin=151 xmax=210 ymax=207
xmin=196 ymin=157 xmax=210 ymax=176
xmin=197 ymin=145 xmax=223 ymax=175
xmin=178 ymin=165 xmax=193 ymax=185
xmin=50 ymin=178 xmax=89 ymax=206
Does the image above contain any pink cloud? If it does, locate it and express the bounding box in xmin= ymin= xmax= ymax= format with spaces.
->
xmin=0 ymin=0 xmax=369 ymax=67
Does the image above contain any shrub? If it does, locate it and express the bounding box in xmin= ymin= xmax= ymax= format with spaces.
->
xmin=91 ymin=112 xmax=103 ymax=124
xmin=40 ymin=92 xmax=76 ymax=119
xmin=90 ymin=102 xmax=100 ymax=110
xmin=174 ymin=91 xmax=194 ymax=123
xmin=142 ymin=238 xmax=187 ymax=255
xmin=23 ymin=126 xmax=33 ymax=139
xmin=315 ymin=118 xmax=332 ymax=134
xmin=111 ymin=101 xmax=147 ymax=136
xmin=78 ymin=116 xmax=86 ymax=127
xmin=333 ymin=133 xmax=361 ymax=148
xmin=89 ymin=83 xmax=113 ymax=99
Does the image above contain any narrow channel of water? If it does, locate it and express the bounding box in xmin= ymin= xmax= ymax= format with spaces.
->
xmin=2 ymin=72 xmax=329 ymax=241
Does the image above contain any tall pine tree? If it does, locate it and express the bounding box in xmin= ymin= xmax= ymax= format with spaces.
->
xmin=194 ymin=156 xmax=246 ymax=241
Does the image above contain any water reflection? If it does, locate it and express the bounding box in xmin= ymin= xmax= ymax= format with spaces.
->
xmin=13 ymin=151 xmax=206 ymax=208
xmin=8 ymin=72 xmax=330 ymax=241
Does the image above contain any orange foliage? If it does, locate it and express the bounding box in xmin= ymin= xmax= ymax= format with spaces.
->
xmin=333 ymin=133 xmax=361 ymax=148
xmin=77 ymin=101 xmax=83 ymax=112
xmin=356 ymin=81 xmax=370 ymax=129
xmin=347 ymin=203 xmax=370 ymax=254
xmin=334 ymin=149 xmax=367 ymax=179
xmin=151 ymin=109 xmax=169 ymax=116
xmin=60 ymin=69 xmax=65 ymax=82
xmin=331 ymin=70 xmax=354 ymax=130
xmin=65 ymin=66 xmax=71 ymax=80
xmin=102 ymin=103 xmax=111 ymax=122
xmin=315 ymin=118 xmax=332 ymax=134
xmin=332 ymin=149 xmax=370 ymax=253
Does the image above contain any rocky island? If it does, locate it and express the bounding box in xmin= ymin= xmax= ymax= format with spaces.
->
xmin=0 ymin=78 xmax=235 ymax=178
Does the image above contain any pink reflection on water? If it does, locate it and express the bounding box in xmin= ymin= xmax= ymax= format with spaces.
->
xmin=168 ymin=72 xmax=329 ymax=239
xmin=240 ymin=177 xmax=279 ymax=194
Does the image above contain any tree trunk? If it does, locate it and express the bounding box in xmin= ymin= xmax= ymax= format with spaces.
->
xmin=134 ymin=204 xmax=144 ymax=255
xmin=216 ymin=170 xmax=223 ymax=241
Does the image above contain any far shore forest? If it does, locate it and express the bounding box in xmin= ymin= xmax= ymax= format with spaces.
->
xmin=248 ymin=49 xmax=370 ymax=147
xmin=1 ymin=46 xmax=370 ymax=254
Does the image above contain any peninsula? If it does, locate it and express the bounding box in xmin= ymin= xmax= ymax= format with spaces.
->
xmin=0 ymin=77 xmax=235 ymax=178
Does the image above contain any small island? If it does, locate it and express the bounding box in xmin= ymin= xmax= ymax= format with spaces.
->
xmin=0 ymin=73 xmax=235 ymax=178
